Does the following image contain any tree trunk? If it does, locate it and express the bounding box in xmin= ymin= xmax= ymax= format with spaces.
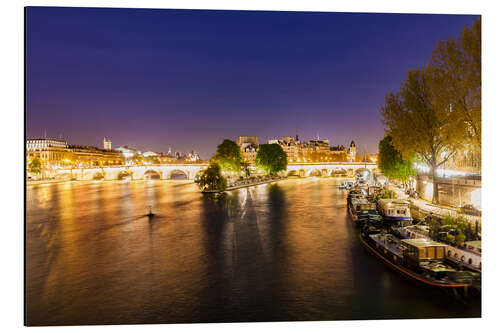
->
xmin=431 ymin=166 xmax=439 ymax=204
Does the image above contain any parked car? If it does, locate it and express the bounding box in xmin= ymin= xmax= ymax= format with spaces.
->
xmin=460 ymin=204 xmax=481 ymax=217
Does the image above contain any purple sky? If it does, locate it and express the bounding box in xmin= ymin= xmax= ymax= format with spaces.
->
xmin=26 ymin=7 xmax=478 ymax=158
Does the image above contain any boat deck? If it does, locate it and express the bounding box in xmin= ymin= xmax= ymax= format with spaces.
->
xmin=369 ymin=234 xmax=404 ymax=258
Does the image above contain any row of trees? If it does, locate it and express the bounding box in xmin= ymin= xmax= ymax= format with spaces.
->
xmin=380 ymin=18 xmax=481 ymax=203
xmin=198 ymin=139 xmax=288 ymax=191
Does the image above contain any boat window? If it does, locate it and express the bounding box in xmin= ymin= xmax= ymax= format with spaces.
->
xmin=447 ymin=250 xmax=451 ymax=256
xmin=468 ymin=258 xmax=473 ymax=265
xmin=454 ymin=253 xmax=458 ymax=259
xmin=461 ymin=256 xmax=465 ymax=262
xmin=426 ymin=247 xmax=436 ymax=259
xmin=436 ymin=247 xmax=444 ymax=259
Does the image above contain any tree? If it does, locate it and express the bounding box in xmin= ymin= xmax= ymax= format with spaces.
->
xmin=28 ymin=157 xmax=42 ymax=175
xmin=378 ymin=136 xmax=416 ymax=183
xmin=430 ymin=18 xmax=481 ymax=151
xmin=381 ymin=67 xmax=465 ymax=203
xmin=211 ymin=139 xmax=243 ymax=175
xmin=255 ymin=144 xmax=287 ymax=175
xmin=198 ymin=163 xmax=227 ymax=192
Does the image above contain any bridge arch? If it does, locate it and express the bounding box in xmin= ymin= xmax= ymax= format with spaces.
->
xmin=169 ymin=169 xmax=189 ymax=180
xmin=117 ymin=170 xmax=132 ymax=180
xmin=93 ymin=172 xmax=104 ymax=180
xmin=144 ymin=169 xmax=161 ymax=180
xmin=307 ymin=169 xmax=322 ymax=177
xmin=287 ymin=170 xmax=298 ymax=177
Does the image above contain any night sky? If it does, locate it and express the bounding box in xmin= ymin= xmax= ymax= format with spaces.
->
xmin=26 ymin=7 xmax=478 ymax=158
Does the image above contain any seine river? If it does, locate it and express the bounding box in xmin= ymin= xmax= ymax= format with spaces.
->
xmin=26 ymin=178 xmax=480 ymax=325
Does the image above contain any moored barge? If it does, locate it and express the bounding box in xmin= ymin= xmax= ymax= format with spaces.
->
xmin=360 ymin=229 xmax=474 ymax=297
xmin=377 ymin=198 xmax=413 ymax=225
xmin=348 ymin=197 xmax=382 ymax=227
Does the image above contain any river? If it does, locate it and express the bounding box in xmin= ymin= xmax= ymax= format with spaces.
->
xmin=26 ymin=178 xmax=480 ymax=325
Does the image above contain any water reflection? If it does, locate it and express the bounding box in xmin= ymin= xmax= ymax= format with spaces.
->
xmin=26 ymin=179 xmax=480 ymax=325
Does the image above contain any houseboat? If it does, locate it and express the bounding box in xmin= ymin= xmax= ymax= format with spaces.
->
xmin=393 ymin=225 xmax=482 ymax=274
xmin=377 ymin=199 xmax=412 ymax=225
xmin=348 ymin=197 xmax=382 ymax=227
xmin=360 ymin=229 xmax=475 ymax=297
xmin=347 ymin=188 xmax=366 ymax=205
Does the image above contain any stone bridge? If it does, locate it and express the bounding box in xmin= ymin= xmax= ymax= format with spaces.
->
xmin=56 ymin=164 xmax=209 ymax=181
xmin=285 ymin=162 xmax=377 ymax=177
xmin=54 ymin=162 xmax=377 ymax=181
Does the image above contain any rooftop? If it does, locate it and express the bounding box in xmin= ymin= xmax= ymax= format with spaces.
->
xmin=401 ymin=238 xmax=445 ymax=248
xmin=465 ymin=240 xmax=481 ymax=249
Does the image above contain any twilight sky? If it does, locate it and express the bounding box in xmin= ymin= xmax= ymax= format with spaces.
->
xmin=26 ymin=7 xmax=478 ymax=158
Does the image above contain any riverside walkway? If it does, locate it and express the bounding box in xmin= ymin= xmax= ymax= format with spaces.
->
xmin=388 ymin=185 xmax=481 ymax=226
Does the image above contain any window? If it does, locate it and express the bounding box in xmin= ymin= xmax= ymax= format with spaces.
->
xmin=468 ymin=258 xmax=473 ymax=265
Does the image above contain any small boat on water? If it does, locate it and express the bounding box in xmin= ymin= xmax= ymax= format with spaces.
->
xmin=348 ymin=197 xmax=382 ymax=227
xmin=360 ymin=228 xmax=476 ymax=297
xmin=377 ymin=199 xmax=412 ymax=225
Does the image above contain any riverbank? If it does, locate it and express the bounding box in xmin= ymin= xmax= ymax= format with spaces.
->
xmin=202 ymin=176 xmax=285 ymax=193
xmin=388 ymin=185 xmax=481 ymax=226
xmin=27 ymin=178 xmax=193 ymax=186
xmin=27 ymin=178 xmax=74 ymax=186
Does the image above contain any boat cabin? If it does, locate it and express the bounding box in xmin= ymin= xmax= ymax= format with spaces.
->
xmin=368 ymin=186 xmax=382 ymax=197
xmin=401 ymin=238 xmax=446 ymax=262
xmin=351 ymin=198 xmax=377 ymax=213
xmin=377 ymin=199 xmax=412 ymax=223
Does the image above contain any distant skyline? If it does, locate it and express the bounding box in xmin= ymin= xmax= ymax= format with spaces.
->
xmin=26 ymin=7 xmax=478 ymax=159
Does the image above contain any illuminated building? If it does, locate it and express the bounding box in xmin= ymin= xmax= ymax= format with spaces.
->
xmin=348 ymin=140 xmax=356 ymax=161
xmin=68 ymin=145 xmax=124 ymax=166
xmin=26 ymin=138 xmax=123 ymax=167
xmin=103 ymin=137 xmax=112 ymax=150
xmin=268 ymin=136 xmax=300 ymax=162
xmin=26 ymin=138 xmax=68 ymax=163
xmin=237 ymin=136 xmax=259 ymax=162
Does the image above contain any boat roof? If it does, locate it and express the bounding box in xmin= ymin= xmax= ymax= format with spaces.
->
xmin=378 ymin=199 xmax=410 ymax=205
xmin=351 ymin=198 xmax=373 ymax=204
xmin=401 ymin=238 xmax=445 ymax=248
xmin=465 ymin=240 xmax=481 ymax=249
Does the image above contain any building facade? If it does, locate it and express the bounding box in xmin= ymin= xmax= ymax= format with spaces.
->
xmin=68 ymin=145 xmax=124 ymax=166
xmin=26 ymin=138 xmax=69 ymax=164
xmin=348 ymin=140 xmax=356 ymax=161
xmin=103 ymin=138 xmax=112 ymax=150
xmin=237 ymin=136 xmax=259 ymax=162
xmin=267 ymin=135 xmax=354 ymax=163
xmin=26 ymin=138 xmax=124 ymax=168
xmin=268 ymin=136 xmax=300 ymax=162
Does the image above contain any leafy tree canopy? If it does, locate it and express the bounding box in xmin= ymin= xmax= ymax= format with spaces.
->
xmin=28 ymin=157 xmax=42 ymax=175
xmin=255 ymin=144 xmax=287 ymax=175
xmin=378 ymin=136 xmax=416 ymax=182
xmin=198 ymin=163 xmax=227 ymax=192
xmin=430 ymin=17 xmax=481 ymax=151
xmin=212 ymin=139 xmax=243 ymax=174
xmin=381 ymin=67 xmax=466 ymax=203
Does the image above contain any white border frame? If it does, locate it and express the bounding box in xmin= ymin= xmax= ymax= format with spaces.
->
xmin=2 ymin=1 xmax=499 ymax=332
